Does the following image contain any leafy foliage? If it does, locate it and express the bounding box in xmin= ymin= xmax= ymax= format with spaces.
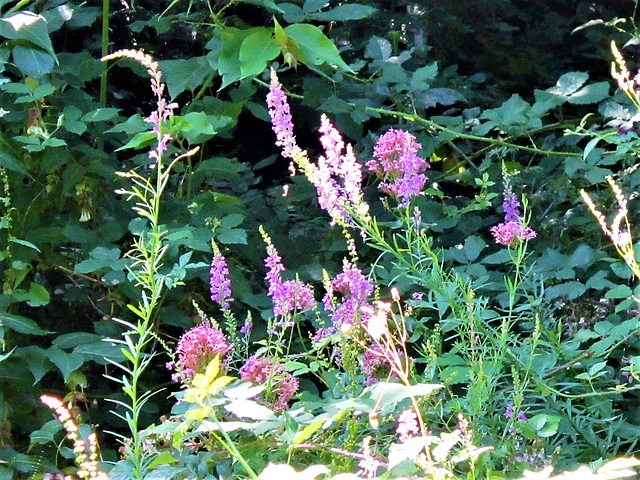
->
xmin=1 ymin=0 xmax=640 ymax=478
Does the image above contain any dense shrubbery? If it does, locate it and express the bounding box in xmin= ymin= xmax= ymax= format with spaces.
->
xmin=2 ymin=0 xmax=640 ymax=478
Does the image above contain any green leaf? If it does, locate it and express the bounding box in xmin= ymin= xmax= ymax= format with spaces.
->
xmin=218 ymin=28 xmax=252 ymax=89
xmin=0 ymin=13 xmax=55 ymax=55
xmin=74 ymin=246 xmax=126 ymax=274
xmin=17 ymin=346 xmax=52 ymax=383
xmin=310 ymin=4 xmax=377 ymax=21
xmin=173 ymin=112 xmax=217 ymax=143
xmin=303 ymin=0 xmax=326 ymax=13
xmin=146 ymin=452 xmax=179 ymax=469
xmin=12 ymin=282 xmax=50 ymax=307
xmin=81 ymin=108 xmax=120 ymax=122
xmin=217 ymin=228 xmax=247 ymax=245
xmin=291 ymin=418 xmax=324 ymax=447
xmin=567 ymin=81 xmax=610 ymax=105
xmin=285 ymin=23 xmax=352 ymax=72
xmin=0 ymin=150 xmax=28 ymax=175
xmin=115 ymin=131 xmax=156 ymax=151
xmin=410 ymin=63 xmax=438 ymax=90
xmin=12 ymin=45 xmax=55 ymax=77
xmin=463 ymin=235 xmax=486 ymax=262
xmin=105 ymin=114 xmax=148 ymax=134
xmin=0 ymin=311 xmax=50 ymax=335
xmin=605 ymin=284 xmax=633 ymax=299
xmin=47 ymin=347 xmax=85 ymax=382
xmin=239 ymin=29 xmax=280 ymax=79
xmin=160 ymin=56 xmax=211 ymax=98
xmin=548 ymin=71 xmax=589 ymax=96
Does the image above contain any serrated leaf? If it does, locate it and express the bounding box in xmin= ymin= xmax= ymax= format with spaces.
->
xmin=217 ymin=228 xmax=247 ymax=245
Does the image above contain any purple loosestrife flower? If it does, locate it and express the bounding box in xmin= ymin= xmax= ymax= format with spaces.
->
xmin=239 ymin=355 xmax=299 ymax=411
xmin=315 ymin=115 xmax=369 ymax=224
xmin=366 ymin=129 xmax=430 ymax=206
xmin=266 ymin=70 xmax=368 ymax=227
xmin=210 ymin=252 xmax=232 ymax=309
xmin=262 ymin=228 xmax=315 ymax=317
xmin=323 ymin=260 xmax=374 ymax=328
xmin=490 ymin=185 xmax=537 ymax=246
xmin=361 ymin=345 xmax=400 ymax=385
xmin=170 ymin=325 xmax=233 ymax=383
xmin=267 ymin=69 xmax=298 ymax=159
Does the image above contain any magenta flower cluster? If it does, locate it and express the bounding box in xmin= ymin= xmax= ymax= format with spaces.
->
xmin=490 ymin=186 xmax=537 ymax=246
xmin=361 ymin=344 xmax=400 ymax=386
xmin=210 ymin=252 xmax=232 ymax=309
xmin=266 ymin=69 xmax=297 ymax=159
xmin=264 ymin=240 xmax=315 ymax=317
xmin=323 ymin=260 xmax=374 ymax=329
xmin=366 ymin=129 xmax=430 ymax=206
xmin=315 ymin=115 xmax=368 ymax=225
xmin=239 ymin=355 xmax=299 ymax=411
xmin=267 ymin=70 xmax=368 ymax=226
xmin=168 ymin=325 xmax=234 ymax=383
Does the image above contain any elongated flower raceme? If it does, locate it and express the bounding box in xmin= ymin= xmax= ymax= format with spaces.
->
xmin=210 ymin=251 xmax=232 ymax=309
xmin=261 ymin=227 xmax=315 ymax=318
xmin=366 ymin=129 xmax=430 ymax=207
xmin=490 ymin=185 xmax=536 ymax=246
xmin=267 ymin=69 xmax=369 ymax=226
xmin=323 ymin=259 xmax=374 ymax=329
xmin=40 ymin=395 xmax=108 ymax=480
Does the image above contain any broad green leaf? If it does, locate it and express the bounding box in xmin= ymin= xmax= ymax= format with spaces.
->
xmin=105 ymin=113 xmax=147 ymax=134
xmin=0 ymin=311 xmax=50 ymax=335
xmin=74 ymin=246 xmax=126 ymax=274
xmin=160 ymin=56 xmax=211 ymax=98
xmin=0 ymin=13 xmax=55 ymax=55
xmin=605 ymin=284 xmax=633 ymax=299
xmin=567 ymin=81 xmax=610 ymax=105
xmin=9 ymin=238 xmax=40 ymax=251
xmin=239 ymin=29 xmax=280 ymax=79
xmin=303 ymin=0 xmax=326 ymax=13
xmin=548 ymin=71 xmax=589 ymax=96
xmin=47 ymin=347 xmax=85 ymax=382
xmin=173 ymin=111 xmax=217 ymax=143
xmin=410 ymin=63 xmax=438 ymax=90
xmin=60 ymin=105 xmax=87 ymax=135
xmin=17 ymin=346 xmax=52 ymax=383
xmin=463 ymin=235 xmax=486 ymax=262
xmin=217 ymin=228 xmax=247 ymax=245
xmin=81 ymin=107 xmax=120 ymax=122
xmin=115 ymin=131 xmax=156 ymax=151
xmin=0 ymin=150 xmax=28 ymax=175
xmin=310 ymin=4 xmax=377 ymax=21
xmin=146 ymin=452 xmax=179 ymax=469
xmin=218 ymin=28 xmax=252 ymax=89
xmin=285 ymin=23 xmax=352 ymax=72
xmin=12 ymin=282 xmax=50 ymax=307
xmin=12 ymin=45 xmax=55 ymax=77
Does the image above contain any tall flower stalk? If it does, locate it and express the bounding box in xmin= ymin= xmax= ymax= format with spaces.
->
xmin=101 ymin=49 xmax=198 ymax=479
